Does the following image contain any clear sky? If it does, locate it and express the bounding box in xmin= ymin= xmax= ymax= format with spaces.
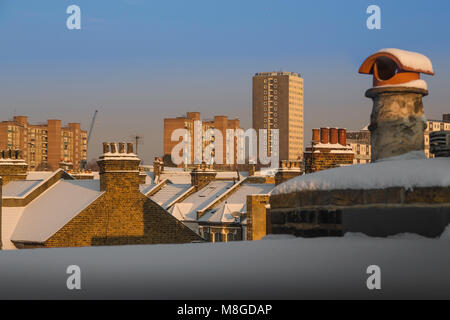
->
xmin=1 ymin=0 xmax=449 ymax=163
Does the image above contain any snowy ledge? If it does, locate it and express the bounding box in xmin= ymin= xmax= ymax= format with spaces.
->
xmin=272 ymin=151 xmax=450 ymax=195
xmin=374 ymin=79 xmax=428 ymax=91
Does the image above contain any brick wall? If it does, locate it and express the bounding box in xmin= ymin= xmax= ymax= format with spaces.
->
xmin=304 ymin=152 xmax=354 ymax=173
xmin=269 ymin=186 xmax=450 ymax=238
xmin=246 ymin=194 xmax=270 ymax=241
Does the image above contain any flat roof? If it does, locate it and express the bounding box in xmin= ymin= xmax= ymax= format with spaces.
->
xmin=254 ymin=71 xmax=302 ymax=77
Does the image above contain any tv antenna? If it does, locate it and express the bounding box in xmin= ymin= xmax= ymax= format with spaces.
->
xmin=130 ymin=134 xmax=144 ymax=155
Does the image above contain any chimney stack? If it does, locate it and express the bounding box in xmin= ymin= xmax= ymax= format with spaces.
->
xmin=98 ymin=142 xmax=141 ymax=192
xmin=320 ymin=128 xmax=330 ymax=144
xmin=0 ymin=149 xmax=28 ymax=185
xmin=275 ymin=160 xmax=302 ymax=186
xmin=338 ymin=129 xmax=347 ymax=146
xmin=190 ymin=162 xmax=217 ymax=190
xmin=312 ymin=129 xmax=320 ymax=144
xmin=249 ymin=163 xmax=256 ymax=176
xmin=330 ymin=128 xmax=338 ymax=144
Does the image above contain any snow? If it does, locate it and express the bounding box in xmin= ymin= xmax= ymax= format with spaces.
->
xmin=2 ymin=180 xmax=43 ymax=198
xmin=375 ymin=79 xmax=428 ymax=91
xmin=330 ymin=149 xmax=354 ymax=154
xmin=313 ymin=143 xmax=349 ymax=149
xmin=1 ymin=207 xmax=25 ymax=250
xmin=272 ymin=151 xmax=450 ymax=195
xmin=149 ymin=183 xmax=192 ymax=209
xmin=1 ymin=236 xmax=450 ymax=299
xmin=11 ymin=180 xmax=103 ymax=243
xmin=200 ymin=183 xmax=275 ymax=223
xmin=262 ymin=234 xmax=296 ymax=240
xmin=26 ymin=171 xmax=54 ymax=181
xmin=440 ymin=225 xmax=450 ymax=240
xmin=204 ymin=203 xmax=245 ymax=223
xmin=379 ymin=48 xmax=434 ymax=74
xmin=257 ymin=167 xmax=278 ymax=177
xmin=168 ymin=181 xmax=236 ymax=221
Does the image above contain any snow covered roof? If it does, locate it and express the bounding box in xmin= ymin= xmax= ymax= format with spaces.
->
xmin=199 ymin=183 xmax=275 ymax=223
xmin=272 ymin=151 xmax=450 ymax=195
xmin=140 ymin=183 xmax=156 ymax=195
xmin=168 ymin=181 xmax=235 ymax=221
xmin=11 ymin=180 xmax=103 ymax=243
xmin=203 ymin=204 xmax=245 ymax=224
xmin=3 ymin=169 xmax=67 ymax=199
xmin=160 ymin=172 xmax=192 ymax=184
xmin=26 ymin=171 xmax=54 ymax=181
xmin=216 ymin=171 xmax=248 ymax=180
xmin=2 ymin=180 xmax=43 ymax=198
xmin=149 ymin=183 xmax=192 ymax=209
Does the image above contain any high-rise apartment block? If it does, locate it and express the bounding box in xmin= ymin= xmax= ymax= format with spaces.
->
xmin=163 ymin=112 xmax=241 ymax=168
xmin=0 ymin=116 xmax=87 ymax=171
xmin=253 ymin=72 xmax=304 ymax=162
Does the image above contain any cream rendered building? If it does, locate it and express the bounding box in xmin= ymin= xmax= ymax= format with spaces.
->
xmin=425 ymin=116 xmax=450 ymax=158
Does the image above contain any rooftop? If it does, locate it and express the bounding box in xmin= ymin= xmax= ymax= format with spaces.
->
xmin=254 ymin=71 xmax=302 ymax=78
xmin=11 ymin=180 xmax=103 ymax=243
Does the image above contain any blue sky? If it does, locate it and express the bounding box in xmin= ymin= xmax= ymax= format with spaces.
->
xmin=1 ymin=0 xmax=449 ymax=162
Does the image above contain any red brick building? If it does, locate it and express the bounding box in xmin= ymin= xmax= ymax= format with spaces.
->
xmin=163 ymin=112 xmax=241 ymax=169
xmin=0 ymin=116 xmax=87 ymax=171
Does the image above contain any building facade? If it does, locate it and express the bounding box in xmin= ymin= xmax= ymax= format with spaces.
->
xmin=425 ymin=114 xmax=450 ymax=158
xmin=0 ymin=116 xmax=87 ymax=171
xmin=346 ymin=127 xmax=371 ymax=164
xmin=304 ymin=128 xmax=354 ymax=173
xmin=253 ymin=72 xmax=304 ymax=162
xmin=163 ymin=112 xmax=241 ymax=168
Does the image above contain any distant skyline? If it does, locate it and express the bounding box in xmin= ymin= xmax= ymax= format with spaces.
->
xmin=1 ymin=0 xmax=449 ymax=163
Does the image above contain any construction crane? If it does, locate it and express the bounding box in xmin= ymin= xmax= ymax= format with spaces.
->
xmin=81 ymin=110 xmax=98 ymax=170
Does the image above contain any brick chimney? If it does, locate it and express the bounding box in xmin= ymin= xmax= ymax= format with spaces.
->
xmin=153 ymin=157 xmax=164 ymax=183
xmin=320 ymin=128 xmax=330 ymax=144
xmin=97 ymin=142 xmax=141 ymax=192
xmin=330 ymin=128 xmax=338 ymax=144
xmin=312 ymin=129 xmax=320 ymax=144
xmin=190 ymin=162 xmax=217 ymax=190
xmin=338 ymin=129 xmax=347 ymax=146
xmin=248 ymin=163 xmax=256 ymax=176
xmin=0 ymin=149 xmax=28 ymax=185
xmin=275 ymin=160 xmax=302 ymax=186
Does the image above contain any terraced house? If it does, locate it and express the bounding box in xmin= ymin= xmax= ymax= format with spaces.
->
xmin=0 ymin=142 xmax=284 ymax=250
xmin=0 ymin=142 xmax=202 ymax=250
